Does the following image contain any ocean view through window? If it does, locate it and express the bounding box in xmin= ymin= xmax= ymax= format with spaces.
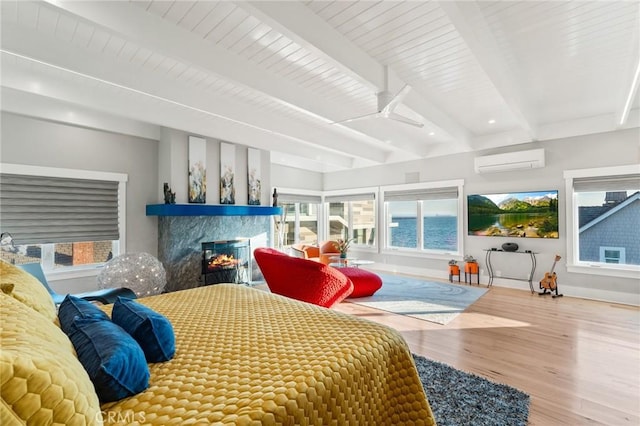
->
xmin=384 ymin=181 xmax=462 ymax=254
xmin=390 ymin=216 xmax=457 ymax=251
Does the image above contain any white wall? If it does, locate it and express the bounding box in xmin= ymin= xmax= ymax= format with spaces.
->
xmin=272 ymin=163 xmax=323 ymax=191
xmin=274 ymin=128 xmax=640 ymax=305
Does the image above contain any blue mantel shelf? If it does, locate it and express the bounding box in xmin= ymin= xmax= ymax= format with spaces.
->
xmin=146 ymin=204 xmax=282 ymax=217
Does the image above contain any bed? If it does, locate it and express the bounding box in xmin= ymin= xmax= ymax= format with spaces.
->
xmin=1 ymin=259 xmax=436 ymax=425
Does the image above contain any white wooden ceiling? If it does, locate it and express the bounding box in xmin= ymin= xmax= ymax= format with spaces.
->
xmin=1 ymin=1 xmax=639 ymax=172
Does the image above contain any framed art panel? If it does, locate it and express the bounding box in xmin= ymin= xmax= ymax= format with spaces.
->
xmin=220 ymin=142 xmax=236 ymax=204
xmin=247 ymin=148 xmax=261 ymax=205
xmin=188 ymin=136 xmax=206 ymax=203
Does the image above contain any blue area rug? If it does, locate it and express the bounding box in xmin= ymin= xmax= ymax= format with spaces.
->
xmin=413 ymin=353 xmax=530 ymax=426
xmin=349 ymin=273 xmax=488 ymax=324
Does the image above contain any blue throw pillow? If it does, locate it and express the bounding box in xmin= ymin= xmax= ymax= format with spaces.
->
xmin=112 ymin=296 xmax=176 ymax=363
xmin=58 ymin=294 xmax=110 ymax=335
xmin=66 ymin=314 xmax=150 ymax=402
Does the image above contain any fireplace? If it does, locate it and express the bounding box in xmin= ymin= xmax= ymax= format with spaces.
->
xmin=202 ymin=239 xmax=251 ymax=285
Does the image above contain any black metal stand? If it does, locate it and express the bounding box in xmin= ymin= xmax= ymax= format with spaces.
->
xmin=484 ymin=249 xmax=537 ymax=294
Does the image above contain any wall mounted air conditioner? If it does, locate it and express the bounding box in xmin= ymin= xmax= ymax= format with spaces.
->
xmin=474 ymin=148 xmax=545 ymax=174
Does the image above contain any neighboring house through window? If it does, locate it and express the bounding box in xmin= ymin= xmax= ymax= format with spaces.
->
xmin=564 ymin=164 xmax=639 ymax=279
xmin=324 ymin=188 xmax=377 ymax=249
xmin=275 ymin=189 xmax=322 ymax=247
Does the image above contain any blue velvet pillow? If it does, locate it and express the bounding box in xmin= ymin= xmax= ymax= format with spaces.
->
xmin=112 ymin=296 xmax=176 ymax=363
xmin=66 ymin=314 xmax=150 ymax=402
xmin=58 ymin=294 xmax=110 ymax=335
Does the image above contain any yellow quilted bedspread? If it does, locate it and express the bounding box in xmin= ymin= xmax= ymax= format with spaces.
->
xmin=100 ymin=284 xmax=435 ymax=425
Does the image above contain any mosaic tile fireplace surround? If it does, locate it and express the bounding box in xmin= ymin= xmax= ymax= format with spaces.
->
xmin=147 ymin=204 xmax=280 ymax=293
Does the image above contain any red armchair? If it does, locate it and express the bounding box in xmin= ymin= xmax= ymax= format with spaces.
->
xmin=254 ymin=248 xmax=353 ymax=308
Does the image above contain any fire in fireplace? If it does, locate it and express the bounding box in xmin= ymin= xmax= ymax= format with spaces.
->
xmin=201 ymin=239 xmax=250 ymax=285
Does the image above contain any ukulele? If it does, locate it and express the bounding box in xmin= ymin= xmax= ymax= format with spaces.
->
xmin=540 ymin=255 xmax=561 ymax=290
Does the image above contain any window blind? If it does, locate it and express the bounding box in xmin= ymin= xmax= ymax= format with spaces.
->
xmin=384 ymin=186 xmax=458 ymax=202
xmin=0 ymin=173 xmax=120 ymax=244
xmin=276 ymin=192 xmax=322 ymax=204
xmin=573 ymin=174 xmax=640 ymax=192
xmin=324 ymin=192 xmax=376 ymax=203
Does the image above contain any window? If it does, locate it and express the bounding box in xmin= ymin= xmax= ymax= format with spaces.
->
xmin=324 ymin=190 xmax=377 ymax=248
xmin=382 ymin=180 xmax=463 ymax=255
xmin=564 ymin=165 xmax=639 ymax=278
xmin=276 ymin=189 xmax=322 ymax=246
xmin=600 ymin=247 xmax=625 ymax=264
xmin=0 ymin=164 xmax=127 ymax=276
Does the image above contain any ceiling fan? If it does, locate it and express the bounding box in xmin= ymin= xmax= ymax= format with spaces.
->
xmin=333 ymin=71 xmax=424 ymax=128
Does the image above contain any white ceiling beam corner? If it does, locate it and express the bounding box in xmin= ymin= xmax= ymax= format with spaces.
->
xmin=535 ymin=112 xmax=639 ymax=143
xmin=237 ymin=1 xmax=382 ymax=93
xmin=402 ymin=90 xmax=472 ymax=150
xmin=236 ymin=0 xmax=470 ymax=154
xmin=438 ymin=0 xmax=537 ymax=140
xmin=615 ymin=18 xmax=640 ymax=127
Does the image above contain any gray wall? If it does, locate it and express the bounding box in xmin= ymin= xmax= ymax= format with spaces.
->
xmin=0 ymin=112 xmax=272 ymax=293
xmin=273 ymin=128 xmax=640 ymax=304
xmin=1 ymin=112 xmax=159 ymax=255
xmin=158 ymin=128 xmax=272 ymax=208
xmin=3 ymin=110 xmax=638 ymax=303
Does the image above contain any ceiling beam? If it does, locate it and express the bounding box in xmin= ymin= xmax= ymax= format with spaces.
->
xmin=438 ymin=1 xmax=537 ymax=139
xmin=237 ymin=0 xmax=383 ymax=93
xmin=1 ymin=20 xmax=393 ymax=166
xmin=235 ymin=0 xmax=472 ymax=150
xmin=39 ymin=0 xmax=404 ymax=158
xmin=0 ymin=53 xmax=358 ymax=170
xmin=615 ymin=19 xmax=640 ymax=127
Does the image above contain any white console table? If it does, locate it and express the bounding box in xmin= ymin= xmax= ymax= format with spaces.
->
xmin=484 ymin=249 xmax=537 ymax=293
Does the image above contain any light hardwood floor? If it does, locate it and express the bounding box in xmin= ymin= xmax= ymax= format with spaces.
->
xmin=331 ymin=275 xmax=640 ymax=426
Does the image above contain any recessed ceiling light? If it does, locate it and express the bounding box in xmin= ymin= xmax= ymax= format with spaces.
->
xmin=428 ymin=132 xmax=435 ymax=136
xmin=488 ymin=119 xmax=496 ymax=124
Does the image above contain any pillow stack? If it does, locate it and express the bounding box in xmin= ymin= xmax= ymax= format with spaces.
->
xmin=58 ymin=295 xmax=175 ymax=403
xmin=1 ymin=260 xmax=101 ymax=424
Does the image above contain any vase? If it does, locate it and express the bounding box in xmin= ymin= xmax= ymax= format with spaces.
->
xmin=340 ymin=252 xmax=347 ymax=259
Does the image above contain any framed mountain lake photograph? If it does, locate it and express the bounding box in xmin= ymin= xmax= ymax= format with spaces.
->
xmin=467 ymin=190 xmax=559 ymax=238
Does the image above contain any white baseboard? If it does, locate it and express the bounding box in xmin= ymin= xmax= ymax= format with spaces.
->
xmin=363 ymin=263 xmax=639 ymax=306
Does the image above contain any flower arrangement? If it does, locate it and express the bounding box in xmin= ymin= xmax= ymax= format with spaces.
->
xmin=464 ymin=255 xmax=477 ymax=263
xmin=336 ymin=238 xmax=355 ymax=255
xmin=448 ymin=259 xmax=458 ymax=266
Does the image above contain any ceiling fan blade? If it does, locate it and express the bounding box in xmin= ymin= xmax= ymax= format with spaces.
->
xmin=387 ymin=112 xmax=424 ymax=128
xmin=331 ymin=111 xmax=381 ymax=125
xmin=381 ymin=85 xmax=411 ymax=114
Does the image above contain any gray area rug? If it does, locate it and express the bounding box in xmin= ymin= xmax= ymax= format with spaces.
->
xmin=413 ymin=353 xmax=530 ymax=426
xmin=349 ymin=274 xmax=488 ymax=324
